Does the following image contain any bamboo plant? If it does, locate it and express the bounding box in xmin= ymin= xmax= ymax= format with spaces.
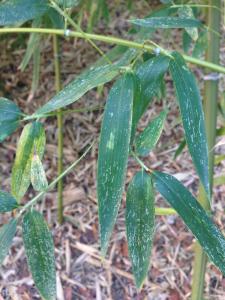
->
xmin=0 ymin=0 xmax=224 ymax=299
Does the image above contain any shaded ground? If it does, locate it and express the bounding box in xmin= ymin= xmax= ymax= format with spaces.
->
xmin=0 ymin=2 xmax=225 ymax=299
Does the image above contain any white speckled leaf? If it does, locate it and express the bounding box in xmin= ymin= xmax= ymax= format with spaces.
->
xmin=0 ymin=219 xmax=17 ymax=266
xmin=0 ymin=98 xmax=22 ymax=142
xmin=178 ymin=6 xmax=198 ymax=41
xmin=22 ymin=210 xmax=56 ymax=300
xmin=11 ymin=122 xmax=46 ymax=202
xmin=130 ymin=17 xmax=201 ymax=28
xmin=34 ymin=64 xmax=121 ymax=116
xmin=169 ymin=51 xmax=209 ymax=198
xmin=0 ymin=0 xmax=48 ymax=26
xmin=134 ymin=110 xmax=167 ymax=156
xmin=153 ymin=171 xmax=225 ymax=275
xmin=0 ymin=191 xmax=18 ymax=212
xmin=31 ymin=155 xmax=48 ymax=192
xmin=126 ymin=171 xmax=155 ymax=288
xmin=97 ymin=73 xmax=134 ymax=256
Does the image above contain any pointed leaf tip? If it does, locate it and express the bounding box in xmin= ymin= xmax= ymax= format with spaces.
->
xmin=126 ymin=171 xmax=155 ymax=288
xmin=153 ymin=171 xmax=225 ymax=275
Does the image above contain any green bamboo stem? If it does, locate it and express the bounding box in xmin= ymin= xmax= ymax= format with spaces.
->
xmin=191 ymin=1 xmax=221 ymax=299
xmin=53 ymin=34 xmax=64 ymax=224
xmin=0 ymin=27 xmax=225 ymax=74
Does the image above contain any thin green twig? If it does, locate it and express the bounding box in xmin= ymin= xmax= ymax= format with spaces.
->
xmin=0 ymin=27 xmax=224 ymax=74
xmin=53 ymin=34 xmax=64 ymax=224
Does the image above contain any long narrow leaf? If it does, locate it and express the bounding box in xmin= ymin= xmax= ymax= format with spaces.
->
xmin=11 ymin=122 xmax=46 ymax=202
xmin=153 ymin=171 xmax=225 ymax=275
xmin=169 ymin=51 xmax=209 ymax=197
xmin=0 ymin=219 xmax=17 ymax=265
xmin=97 ymin=73 xmax=134 ymax=255
xmin=130 ymin=17 xmax=201 ymax=29
xmin=22 ymin=210 xmax=56 ymax=300
xmin=34 ymin=64 xmax=121 ymax=116
xmin=126 ymin=171 xmax=155 ymax=288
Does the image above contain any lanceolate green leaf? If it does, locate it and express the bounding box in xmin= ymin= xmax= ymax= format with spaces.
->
xmin=132 ymin=55 xmax=170 ymax=138
xmin=178 ymin=6 xmax=198 ymax=41
xmin=153 ymin=171 xmax=225 ymax=275
xmin=11 ymin=122 xmax=46 ymax=202
xmin=0 ymin=0 xmax=48 ymax=26
xmin=34 ymin=64 xmax=122 ymax=116
xmin=0 ymin=191 xmax=18 ymax=212
xmin=31 ymin=155 xmax=48 ymax=192
xmin=169 ymin=51 xmax=209 ymax=197
xmin=130 ymin=17 xmax=201 ymax=29
xmin=22 ymin=210 xmax=56 ymax=300
xmin=0 ymin=219 xmax=17 ymax=266
xmin=97 ymin=73 xmax=134 ymax=255
xmin=126 ymin=171 xmax=155 ymax=288
xmin=0 ymin=98 xmax=22 ymax=142
xmin=134 ymin=110 xmax=167 ymax=156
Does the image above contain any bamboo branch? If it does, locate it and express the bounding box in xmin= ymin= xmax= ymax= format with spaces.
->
xmin=0 ymin=27 xmax=224 ymax=74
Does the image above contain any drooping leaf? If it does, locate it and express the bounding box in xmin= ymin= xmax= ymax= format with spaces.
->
xmin=126 ymin=171 xmax=155 ymax=288
xmin=0 ymin=191 xmax=19 ymax=212
xmin=0 ymin=98 xmax=22 ymax=142
xmin=22 ymin=210 xmax=56 ymax=300
xmin=169 ymin=51 xmax=209 ymax=197
xmin=192 ymin=30 xmax=208 ymax=58
xmin=31 ymin=154 xmax=48 ymax=191
xmin=97 ymin=73 xmax=134 ymax=255
xmin=34 ymin=63 xmax=122 ymax=116
xmin=19 ymin=18 xmax=42 ymax=71
xmin=11 ymin=122 xmax=46 ymax=202
xmin=0 ymin=0 xmax=48 ymax=26
xmin=132 ymin=55 xmax=170 ymax=139
xmin=134 ymin=110 xmax=167 ymax=156
xmin=0 ymin=219 xmax=17 ymax=266
xmin=178 ymin=6 xmax=198 ymax=41
xmin=130 ymin=17 xmax=201 ymax=29
xmin=153 ymin=171 xmax=225 ymax=275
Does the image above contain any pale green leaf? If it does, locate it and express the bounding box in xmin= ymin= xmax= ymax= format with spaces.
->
xmin=31 ymin=155 xmax=48 ymax=191
xmin=97 ymin=73 xmax=134 ymax=255
xmin=34 ymin=63 xmax=122 ymax=116
xmin=178 ymin=6 xmax=198 ymax=41
xmin=130 ymin=17 xmax=201 ymax=29
xmin=126 ymin=171 xmax=155 ymax=288
xmin=11 ymin=122 xmax=46 ymax=202
xmin=169 ymin=51 xmax=209 ymax=197
xmin=22 ymin=210 xmax=56 ymax=300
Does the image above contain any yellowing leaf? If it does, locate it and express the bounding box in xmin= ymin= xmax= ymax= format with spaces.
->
xmin=31 ymin=154 xmax=48 ymax=192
